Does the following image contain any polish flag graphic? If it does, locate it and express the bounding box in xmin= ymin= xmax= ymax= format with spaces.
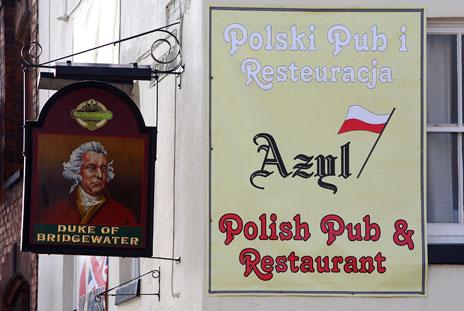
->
xmin=338 ymin=105 xmax=391 ymax=134
xmin=338 ymin=104 xmax=395 ymax=178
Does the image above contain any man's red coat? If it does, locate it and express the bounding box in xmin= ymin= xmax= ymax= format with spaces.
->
xmin=38 ymin=192 xmax=138 ymax=226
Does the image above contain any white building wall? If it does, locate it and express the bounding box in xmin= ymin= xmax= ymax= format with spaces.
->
xmin=37 ymin=0 xmax=76 ymax=108
xmin=115 ymin=0 xmax=206 ymax=309
xmin=36 ymin=0 xmax=464 ymax=310
xmin=37 ymin=1 xmax=81 ymax=310
xmin=37 ymin=255 xmax=65 ymax=311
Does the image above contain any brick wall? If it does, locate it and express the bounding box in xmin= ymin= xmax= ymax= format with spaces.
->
xmin=0 ymin=181 xmax=37 ymax=311
xmin=0 ymin=0 xmax=39 ymax=310
xmin=0 ymin=0 xmax=39 ymax=185
xmin=1 ymin=0 xmax=23 ymax=182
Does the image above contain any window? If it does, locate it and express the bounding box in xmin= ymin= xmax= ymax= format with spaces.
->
xmin=427 ymin=21 xmax=464 ymax=261
xmin=115 ymin=258 xmax=140 ymax=305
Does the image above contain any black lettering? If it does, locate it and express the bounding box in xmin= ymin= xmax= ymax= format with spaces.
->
xmin=339 ymin=142 xmax=351 ymax=178
xmin=315 ymin=154 xmax=337 ymax=193
xmin=292 ymin=154 xmax=314 ymax=178
xmin=250 ymin=133 xmax=291 ymax=189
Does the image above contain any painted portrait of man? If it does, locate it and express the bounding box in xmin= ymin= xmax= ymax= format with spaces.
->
xmin=38 ymin=141 xmax=138 ymax=226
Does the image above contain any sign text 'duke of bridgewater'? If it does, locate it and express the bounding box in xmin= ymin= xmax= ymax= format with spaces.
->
xmin=209 ymin=7 xmax=425 ymax=295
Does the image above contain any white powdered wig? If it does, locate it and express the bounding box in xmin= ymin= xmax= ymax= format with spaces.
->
xmin=62 ymin=141 xmax=115 ymax=193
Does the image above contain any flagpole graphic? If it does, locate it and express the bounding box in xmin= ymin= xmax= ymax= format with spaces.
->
xmin=338 ymin=105 xmax=396 ymax=178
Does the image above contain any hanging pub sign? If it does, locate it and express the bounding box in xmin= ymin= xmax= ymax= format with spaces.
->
xmin=209 ymin=7 xmax=426 ymax=295
xmin=22 ymin=81 xmax=156 ymax=257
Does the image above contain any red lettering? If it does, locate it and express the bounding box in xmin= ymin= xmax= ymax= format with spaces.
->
xmin=316 ymin=256 xmax=330 ymax=273
xmin=279 ymin=222 xmax=293 ymax=240
xmin=393 ymin=219 xmax=415 ymax=250
xmin=219 ymin=213 xmax=312 ymax=244
xmin=259 ymin=213 xmax=268 ymax=240
xmin=238 ymin=250 xmax=387 ymax=279
xmin=275 ymin=255 xmax=288 ymax=273
xmin=239 ymin=248 xmax=273 ymax=281
xmin=346 ymin=223 xmax=362 ymax=241
xmin=300 ymin=256 xmax=315 ymax=273
xmin=269 ymin=214 xmax=278 ymax=240
xmin=344 ymin=256 xmax=358 ymax=273
xmin=293 ymin=214 xmax=311 ymax=241
xmin=359 ymin=256 xmax=375 ymax=273
xmin=261 ymin=255 xmax=275 ymax=273
xmin=244 ymin=221 xmax=258 ymax=240
xmin=363 ymin=215 xmax=381 ymax=241
xmin=218 ymin=213 xmax=243 ymax=245
xmin=374 ymin=252 xmax=387 ymax=273
xmin=288 ymin=251 xmax=300 ymax=273
xmin=331 ymin=256 xmax=343 ymax=272
xmin=320 ymin=214 xmax=345 ymax=246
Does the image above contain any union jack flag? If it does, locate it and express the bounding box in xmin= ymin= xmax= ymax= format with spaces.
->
xmin=77 ymin=256 xmax=108 ymax=311
xmin=87 ymin=256 xmax=108 ymax=311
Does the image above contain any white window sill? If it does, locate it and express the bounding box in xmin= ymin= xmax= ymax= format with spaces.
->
xmin=428 ymin=223 xmax=464 ymax=244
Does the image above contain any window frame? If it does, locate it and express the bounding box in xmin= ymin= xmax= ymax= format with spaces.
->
xmin=427 ymin=20 xmax=464 ymax=248
xmin=115 ymin=257 xmax=140 ymax=305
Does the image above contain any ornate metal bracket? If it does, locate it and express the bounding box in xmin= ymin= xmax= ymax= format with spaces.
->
xmin=150 ymin=28 xmax=183 ymax=76
xmin=96 ymin=268 xmax=161 ymax=303
xmin=20 ymin=41 xmax=44 ymax=69
xmin=20 ymin=21 xmax=183 ymax=77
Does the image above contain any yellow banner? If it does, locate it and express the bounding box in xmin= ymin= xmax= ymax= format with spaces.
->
xmin=209 ymin=7 xmax=426 ymax=295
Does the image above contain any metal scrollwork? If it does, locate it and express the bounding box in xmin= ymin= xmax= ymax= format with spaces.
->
xmin=19 ymin=22 xmax=183 ymax=79
xmin=95 ymin=267 xmax=162 ymax=303
xmin=151 ymin=269 xmax=161 ymax=279
xmin=20 ymin=41 xmax=44 ymax=68
xmin=150 ymin=29 xmax=182 ymax=74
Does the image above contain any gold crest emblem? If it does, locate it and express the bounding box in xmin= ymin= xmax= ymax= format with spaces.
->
xmin=71 ymin=99 xmax=113 ymax=131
